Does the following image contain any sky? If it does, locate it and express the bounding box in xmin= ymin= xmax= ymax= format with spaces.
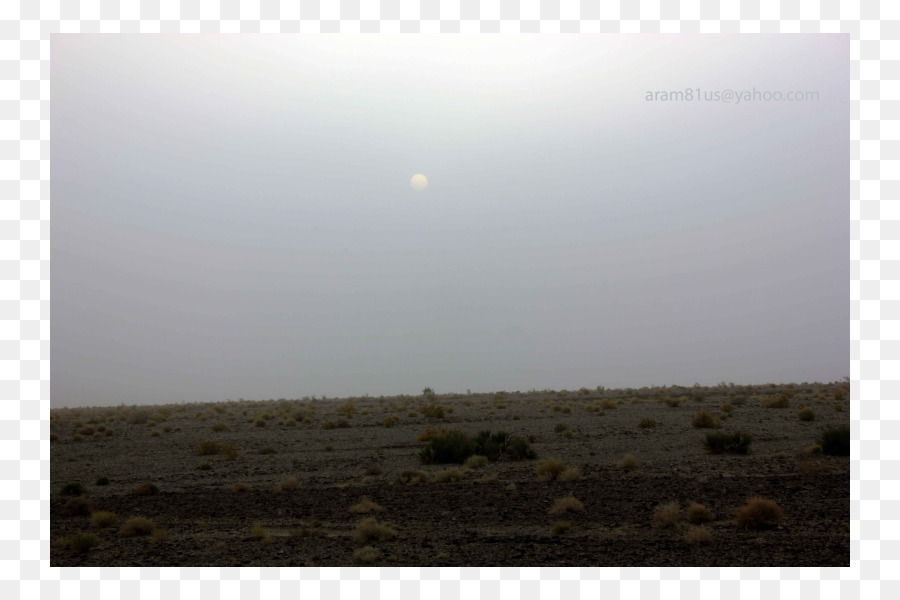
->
xmin=51 ymin=35 xmax=849 ymax=408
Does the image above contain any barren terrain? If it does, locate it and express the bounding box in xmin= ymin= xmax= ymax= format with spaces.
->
xmin=51 ymin=382 xmax=850 ymax=566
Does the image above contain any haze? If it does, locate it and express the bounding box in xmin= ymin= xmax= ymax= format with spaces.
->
xmin=51 ymin=35 xmax=849 ymax=408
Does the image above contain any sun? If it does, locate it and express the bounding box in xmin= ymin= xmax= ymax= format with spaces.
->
xmin=410 ymin=174 xmax=428 ymax=191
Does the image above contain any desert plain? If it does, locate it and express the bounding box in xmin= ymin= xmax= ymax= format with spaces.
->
xmin=51 ymin=381 xmax=850 ymax=566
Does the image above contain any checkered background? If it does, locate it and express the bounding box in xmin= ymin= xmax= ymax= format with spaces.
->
xmin=0 ymin=0 xmax=889 ymax=597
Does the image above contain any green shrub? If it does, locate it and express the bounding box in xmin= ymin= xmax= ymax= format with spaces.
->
xmin=819 ymin=425 xmax=850 ymax=456
xmin=702 ymin=431 xmax=752 ymax=454
xmin=474 ymin=430 xmax=536 ymax=461
xmin=211 ymin=422 xmax=228 ymax=432
xmin=90 ymin=511 xmax=117 ymax=528
xmin=419 ymin=430 xmax=476 ymax=464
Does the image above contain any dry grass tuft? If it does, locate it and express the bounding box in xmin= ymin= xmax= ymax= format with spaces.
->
xmin=132 ymin=483 xmax=159 ymax=496
xmin=558 ymin=467 xmax=583 ymax=481
xmin=251 ymin=523 xmax=272 ymax=543
xmin=552 ymin=521 xmax=572 ymax=536
xmin=618 ymin=453 xmax=639 ymax=470
xmin=90 ymin=511 xmax=117 ymax=528
xmin=549 ymin=496 xmax=585 ymax=514
xmin=735 ymin=498 xmax=784 ymax=529
xmin=353 ymin=518 xmax=397 ymax=545
xmin=684 ymin=525 xmax=712 ymax=546
xmin=232 ymin=482 xmax=250 ymax=492
xmin=686 ymin=502 xmax=715 ymax=524
xmin=349 ymin=496 xmax=384 ymax=514
xmin=691 ymin=409 xmax=720 ymax=429
xmin=353 ymin=545 xmax=380 ymax=564
xmin=416 ymin=426 xmax=449 ymax=442
xmin=119 ymin=517 xmax=156 ymax=537
xmin=398 ymin=470 xmax=429 ymax=485
xmin=535 ymin=458 xmax=569 ymax=481
xmin=432 ymin=468 xmax=465 ymax=483
xmin=276 ymin=477 xmax=299 ymax=491
xmin=464 ymin=455 xmax=488 ymax=469
xmin=652 ymin=502 xmax=681 ymax=530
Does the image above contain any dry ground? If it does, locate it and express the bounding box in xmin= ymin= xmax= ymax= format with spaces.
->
xmin=51 ymin=381 xmax=850 ymax=566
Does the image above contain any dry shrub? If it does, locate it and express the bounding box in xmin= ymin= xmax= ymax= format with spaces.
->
xmin=477 ymin=472 xmax=499 ymax=483
xmin=464 ymin=455 xmax=488 ymax=469
xmin=251 ymin=523 xmax=272 ymax=543
xmin=558 ymin=467 xmax=583 ymax=481
xmin=600 ymin=399 xmax=618 ymax=410
xmin=119 ymin=516 xmax=156 ymax=537
xmin=535 ymin=458 xmax=568 ymax=481
xmin=90 ymin=511 xmax=117 ymax=528
xmin=638 ymin=418 xmax=656 ymax=429
xmin=70 ymin=532 xmax=99 ymax=554
xmin=762 ymin=394 xmax=791 ymax=409
xmin=652 ymin=502 xmax=681 ymax=530
xmin=549 ymin=496 xmax=585 ymax=514
xmin=721 ymin=403 xmax=735 ymax=413
xmin=62 ymin=497 xmax=91 ymax=517
xmin=735 ymin=498 xmax=783 ymax=529
xmin=151 ymin=529 xmax=169 ymax=543
xmin=383 ymin=416 xmax=398 ymax=428
xmin=398 ymin=470 xmax=429 ymax=485
xmin=349 ymin=496 xmax=384 ymax=514
xmin=353 ymin=518 xmax=397 ymax=545
xmin=132 ymin=483 xmax=159 ymax=496
xmin=232 ymin=482 xmax=250 ymax=492
xmin=618 ymin=454 xmax=639 ymax=470
xmin=552 ymin=521 xmax=572 ymax=536
xmin=686 ymin=502 xmax=715 ymax=524
xmin=221 ymin=444 xmax=241 ymax=461
xmin=277 ymin=477 xmax=299 ymax=491
xmin=797 ymin=406 xmax=815 ymax=421
xmin=691 ymin=410 xmax=719 ymax=429
xmin=416 ymin=426 xmax=449 ymax=442
xmin=76 ymin=426 xmax=95 ymax=436
xmin=684 ymin=525 xmax=712 ymax=546
xmin=432 ymin=468 xmax=465 ymax=483
xmin=195 ymin=439 xmax=222 ymax=455
xmin=353 ymin=545 xmax=380 ymax=564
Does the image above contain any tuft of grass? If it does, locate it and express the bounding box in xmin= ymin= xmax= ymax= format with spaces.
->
xmin=398 ymin=470 xmax=429 ymax=485
xmin=416 ymin=426 xmax=449 ymax=441
xmin=349 ymin=496 xmax=384 ymax=514
xmin=721 ymin=403 xmax=735 ymax=413
xmin=819 ymin=425 xmax=850 ymax=456
xmin=684 ymin=525 xmax=712 ymax=546
xmin=70 ymin=532 xmax=99 ymax=554
xmin=552 ymin=521 xmax=572 ymax=536
xmin=432 ymin=468 xmax=465 ymax=483
xmin=211 ymin=422 xmax=229 ymax=432
xmin=383 ymin=416 xmax=398 ymax=428
xmin=353 ymin=518 xmax=397 ymax=545
xmin=198 ymin=462 xmax=212 ymax=470
xmin=221 ymin=444 xmax=241 ymax=461
xmin=652 ymin=502 xmax=681 ymax=530
xmin=703 ymin=431 xmax=752 ymax=454
xmin=195 ymin=439 xmax=222 ymax=456
xmin=618 ymin=453 xmax=639 ymax=470
xmin=277 ymin=476 xmax=299 ymax=491
xmin=797 ymin=406 xmax=815 ymax=421
xmin=119 ymin=516 xmax=156 ymax=537
xmin=735 ymin=498 xmax=783 ymax=529
xmin=686 ymin=502 xmax=715 ymax=524
xmin=638 ymin=418 xmax=657 ymax=429
xmin=90 ymin=511 xmax=117 ymax=528
xmin=150 ymin=529 xmax=169 ymax=543
xmin=132 ymin=483 xmax=159 ymax=496
xmin=558 ymin=466 xmax=583 ymax=481
xmin=762 ymin=393 xmax=791 ymax=409
xmin=232 ymin=482 xmax=250 ymax=492
xmin=464 ymin=455 xmax=488 ymax=470
xmin=251 ymin=523 xmax=272 ymax=544
xmin=353 ymin=545 xmax=380 ymax=564
xmin=535 ymin=458 xmax=569 ymax=481
xmin=691 ymin=409 xmax=720 ymax=429
xmin=548 ymin=496 xmax=585 ymax=514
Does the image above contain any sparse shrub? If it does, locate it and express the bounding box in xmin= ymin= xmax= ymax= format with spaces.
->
xmin=60 ymin=482 xmax=85 ymax=497
xmin=703 ymin=431 xmax=752 ymax=454
xmin=353 ymin=545 xmax=380 ymax=564
xmin=552 ymin=521 xmax=572 ymax=536
xmin=797 ymin=406 xmax=815 ymax=421
xmin=618 ymin=453 xmax=639 ymax=470
xmin=149 ymin=429 xmax=160 ymax=437
xmin=349 ymin=496 xmax=384 ymax=514
xmin=419 ymin=430 xmax=476 ymax=464
xmin=277 ymin=477 xmax=299 ymax=491
xmin=691 ymin=409 xmax=719 ymax=429
xmin=721 ymin=403 xmax=735 ymax=413
xmin=195 ymin=439 xmax=222 ymax=456
xmin=151 ymin=529 xmax=169 ymax=543
xmin=322 ymin=420 xmax=337 ymax=430
xmin=473 ymin=430 xmax=536 ymax=461
xmin=432 ymin=468 xmax=465 ymax=483
xmin=119 ymin=517 xmax=156 ymax=537
xmin=336 ymin=401 xmax=357 ymax=417
xmin=232 ymin=482 xmax=250 ymax=492
xmin=95 ymin=477 xmax=109 ymax=486
xmin=251 ymin=523 xmax=272 ymax=543
xmin=62 ymin=497 xmax=91 ymax=516
xmin=132 ymin=483 xmax=159 ymax=496
xmin=353 ymin=518 xmax=397 ymax=545
xmin=663 ymin=396 xmax=680 ymax=407
xmin=735 ymin=498 xmax=783 ymax=529
xmin=211 ymin=422 xmax=228 ymax=432
xmin=653 ymin=502 xmax=680 ymax=530
xmin=76 ymin=426 xmax=95 ymax=436
xmin=638 ymin=418 xmax=656 ymax=429
xmin=684 ymin=525 xmax=712 ymax=546
xmin=554 ymin=423 xmax=568 ymax=433
xmin=536 ymin=458 xmax=568 ymax=481
xmin=254 ymin=418 xmax=266 ymax=428
xmin=383 ymin=416 xmax=398 ymax=428
xmin=416 ymin=426 xmax=448 ymax=441
xmin=285 ymin=418 xmax=297 ymax=427
xmin=762 ymin=393 xmax=791 ymax=408
xmin=398 ymin=470 xmax=429 ymax=485
xmin=686 ymin=502 xmax=715 ymax=524
xmin=464 ymin=455 xmax=488 ymax=469
xmin=549 ymin=496 xmax=584 ymax=514
xmin=600 ymin=399 xmax=617 ymax=410
xmin=70 ymin=532 xmax=99 ymax=554
xmin=558 ymin=467 xmax=583 ymax=481
xmin=819 ymin=425 xmax=850 ymax=456
xmin=90 ymin=511 xmax=117 ymax=528
xmin=419 ymin=404 xmax=447 ymax=419
xmin=325 ymin=445 xmax=334 ymax=452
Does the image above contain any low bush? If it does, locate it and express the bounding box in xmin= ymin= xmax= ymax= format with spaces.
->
xmin=432 ymin=468 xmax=465 ymax=483
xmin=638 ymin=418 xmax=656 ymax=429
xmin=762 ymin=393 xmax=791 ymax=408
xmin=195 ymin=439 xmax=222 ymax=456
xmin=70 ymin=532 xmax=99 ymax=554
xmin=416 ymin=426 xmax=448 ymax=441
xmin=686 ymin=502 xmax=715 ymax=524
xmin=119 ymin=517 xmax=156 ymax=537
xmin=473 ymin=430 xmax=536 ymax=461
xmin=211 ymin=422 xmax=229 ymax=432
xmin=703 ymin=431 xmax=752 ymax=454
xmin=398 ymin=470 xmax=429 ymax=485
xmin=618 ymin=454 xmax=639 ymax=470
xmin=419 ymin=430 xmax=476 ymax=464
xmin=535 ymin=458 xmax=568 ymax=481
xmin=797 ymin=407 xmax=815 ymax=421
xmin=464 ymin=455 xmax=488 ymax=469
xmin=251 ymin=523 xmax=272 ymax=544
xmin=691 ymin=410 xmax=719 ymax=429
xmin=91 ymin=511 xmax=118 ymax=527
xmin=60 ymin=482 xmax=85 ymax=497
xmin=353 ymin=518 xmax=396 ymax=545
xmin=277 ymin=477 xmax=298 ymax=491
xmin=684 ymin=525 xmax=712 ymax=546
xmin=232 ymin=482 xmax=250 ymax=492
xmin=552 ymin=521 xmax=572 ymax=536
xmin=652 ymin=502 xmax=680 ymax=530
xmin=548 ymin=496 xmax=584 ymax=514
xmin=95 ymin=477 xmax=109 ymax=486
xmin=819 ymin=425 xmax=850 ymax=456
xmin=349 ymin=496 xmax=384 ymax=514
xmin=735 ymin=498 xmax=783 ymax=529
xmin=62 ymin=497 xmax=91 ymax=517
xmin=132 ymin=483 xmax=159 ymax=496
xmin=353 ymin=545 xmax=380 ymax=564
xmin=383 ymin=416 xmax=398 ymax=428
xmin=419 ymin=404 xmax=447 ymax=420
xmin=558 ymin=467 xmax=583 ymax=481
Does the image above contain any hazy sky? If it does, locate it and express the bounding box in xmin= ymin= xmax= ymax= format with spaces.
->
xmin=51 ymin=35 xmax=849 ymax=407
